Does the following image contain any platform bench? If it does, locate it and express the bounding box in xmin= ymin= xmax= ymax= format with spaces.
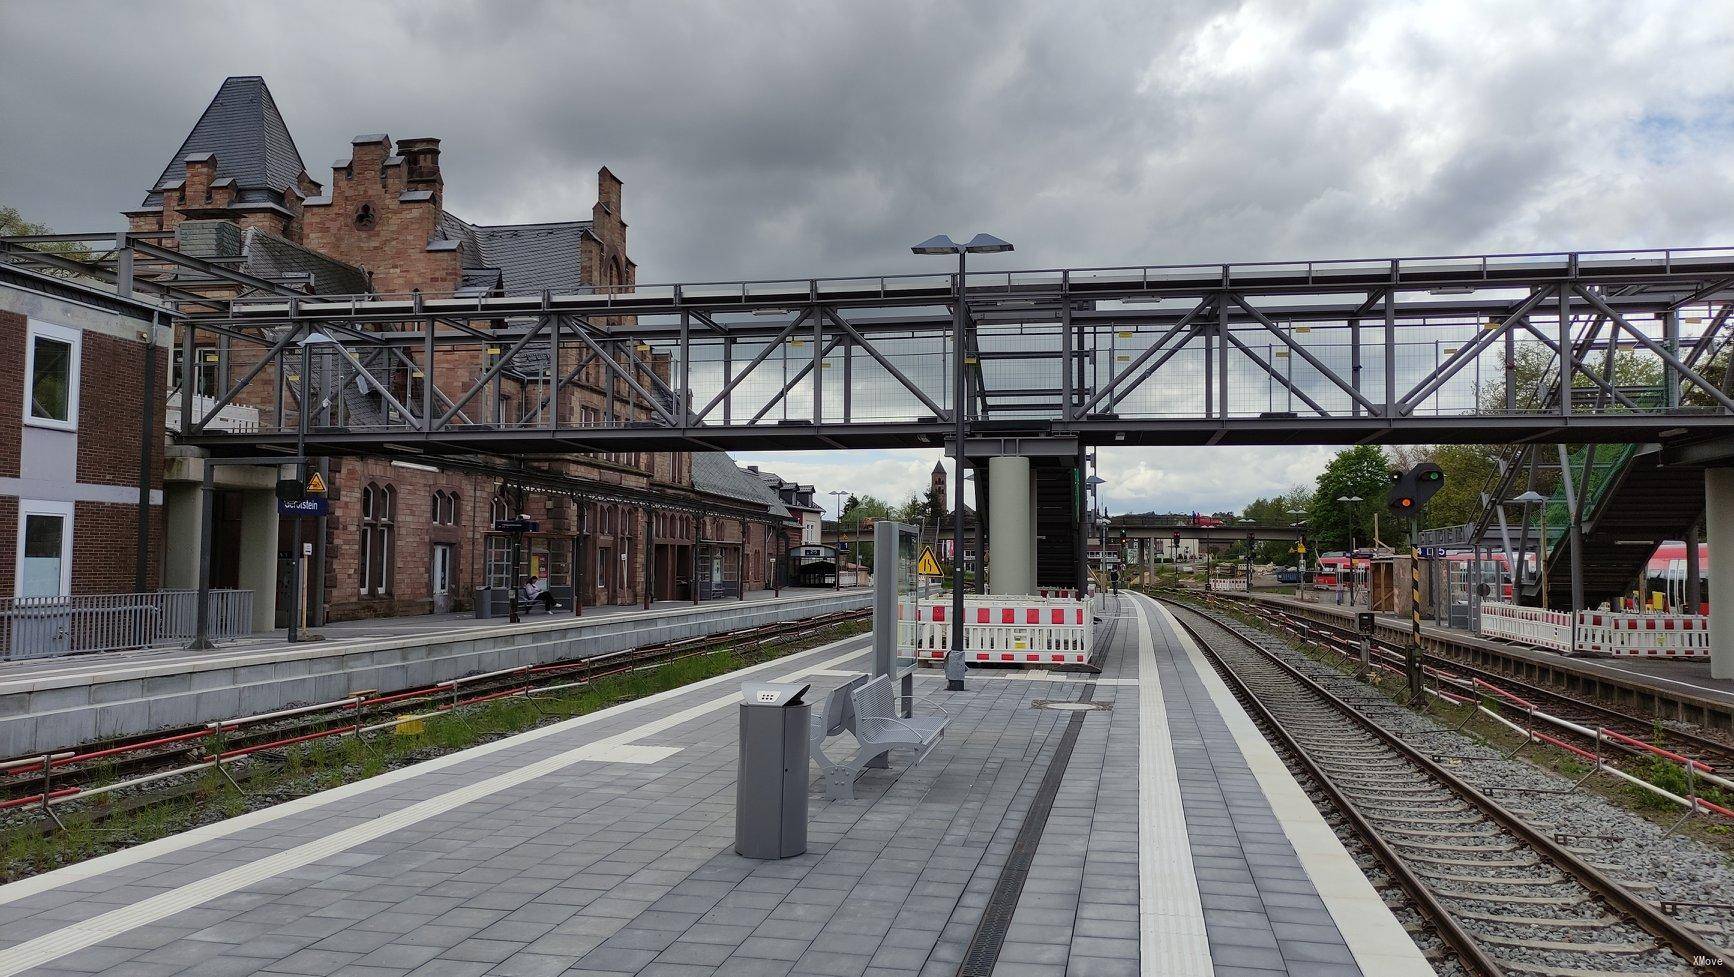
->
xmin=810 ymin=673 xmax=949 ymax=801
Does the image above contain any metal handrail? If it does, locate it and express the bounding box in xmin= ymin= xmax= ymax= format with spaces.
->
xmin=0 ymin=590 xmax=252 ymax=660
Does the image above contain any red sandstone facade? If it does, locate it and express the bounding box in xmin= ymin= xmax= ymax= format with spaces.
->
xmin=122 ymin=77 xmax=793 ymax=625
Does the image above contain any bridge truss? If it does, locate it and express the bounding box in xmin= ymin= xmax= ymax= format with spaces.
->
xmin=7 ymin=235 xmax=1734 ymax=458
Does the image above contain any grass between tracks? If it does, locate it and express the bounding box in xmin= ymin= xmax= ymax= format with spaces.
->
xmin=0 ymin=618 xmax=869 ymax=882
xmin=1150 ymin=588 xmax=1734 ymax=862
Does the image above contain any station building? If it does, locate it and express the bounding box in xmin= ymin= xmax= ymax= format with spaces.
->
xmin=0 ymin=265 xmax=169 ymax=608
xmin=107 ymin=75 xmax=796 ymax=627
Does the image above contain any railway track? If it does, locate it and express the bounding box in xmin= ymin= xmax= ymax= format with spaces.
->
xmin=2 ymin=609 xmax=867 ymax=813
xmin=1165 ymin=598 xmax=1733 ymax=977
xmin=1187 ymin=590 xmax=1734 ymax=775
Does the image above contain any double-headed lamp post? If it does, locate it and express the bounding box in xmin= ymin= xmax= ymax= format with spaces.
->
xmin=1336 ymin=495 xmax=1362 ymax=606
xmin=829 ymin=489 xmax=849 ymax=588
xmin=914 ymin=233 xmax=1013 ymax=692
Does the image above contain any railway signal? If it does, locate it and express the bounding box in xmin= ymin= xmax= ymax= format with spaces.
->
xmin=1388 ymin=463 xmax=1445 ymax=702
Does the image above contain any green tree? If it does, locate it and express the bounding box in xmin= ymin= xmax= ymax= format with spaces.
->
xmin=841 ymin=494 xmax=894 ymax=522
xmin=0 ymin=204 xmax=91 ymax=263
xmin=1306 ymin=446 xmax=1390 ymax=551
xmin=1241 ymin=486 xmax=1311 ymax=562
xmin=895 ymin=494 xmax=929 ymax=525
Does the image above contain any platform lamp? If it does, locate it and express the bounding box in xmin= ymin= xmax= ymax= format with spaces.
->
xmin=1336 ymin=495 xmax=1363 ymax=606
xmin=1512 ymin=490 xmax=1548 ymax=606
xmin=287 ymin=329 xmax=336 ymax=644
xmin=914 ymin=233 xmax=1014 ymax=691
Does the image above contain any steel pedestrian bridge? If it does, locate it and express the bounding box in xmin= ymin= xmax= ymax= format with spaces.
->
xmin=111 ymin=241 xmax=1734 ymax=458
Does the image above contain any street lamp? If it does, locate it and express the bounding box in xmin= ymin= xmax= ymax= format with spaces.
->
xmin=914 ymin=233 xmax=1013 ymax=691
xmin=1336 ymin=495 xmax=1362 ymax=606
xmin=287 ymin=329 xmax=336 ymax=643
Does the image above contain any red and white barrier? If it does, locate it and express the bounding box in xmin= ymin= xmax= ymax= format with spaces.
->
xmin=898 ymin=595 xmax=1093 ymax=665
xmin=1576 ymin=611 xmax=1710 ymax=658
xmin=1479 ymin=602 xmax=1711 ymax=659
xmin=1480 ymin=602 xmax=1573 ymax=653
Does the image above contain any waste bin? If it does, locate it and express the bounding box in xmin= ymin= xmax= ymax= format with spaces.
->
xmin=735 ymin=680 xmax=812 ymax=859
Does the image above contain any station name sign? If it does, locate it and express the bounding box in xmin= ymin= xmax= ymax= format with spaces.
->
xmin=277 ymin=497 xmax=329 ymax=517
xmin=493 ymin=518 xmax=540 ymax=534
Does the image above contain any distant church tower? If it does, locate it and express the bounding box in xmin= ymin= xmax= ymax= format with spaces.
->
xmin=929 ymin=459 xmax=948 ymax=517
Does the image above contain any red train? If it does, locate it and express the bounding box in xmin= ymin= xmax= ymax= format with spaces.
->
xmin=1645 ymin=542 xmax=1712 ymax=613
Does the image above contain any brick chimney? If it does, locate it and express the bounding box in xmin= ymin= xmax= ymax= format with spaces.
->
xmin=398 ymin=137 xmax=442 ymax=191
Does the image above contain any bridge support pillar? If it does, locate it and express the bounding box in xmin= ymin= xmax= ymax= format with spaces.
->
xmin=988 ymin=455 xmax=1034 ymax=595
xmin=1710 ymin=468 xmax=1734 ymax=680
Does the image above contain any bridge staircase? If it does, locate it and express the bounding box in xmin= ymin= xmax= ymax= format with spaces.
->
xmin=1468 ymin=383 xmax=1703 ymax=609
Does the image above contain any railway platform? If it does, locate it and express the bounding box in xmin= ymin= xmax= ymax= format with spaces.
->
xmin=0 ymin=588 xmax=872 ymax=760
xmin=0 ymin=591 xmax=1427 ymax=977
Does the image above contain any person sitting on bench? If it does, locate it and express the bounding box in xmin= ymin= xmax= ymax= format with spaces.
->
xmin=521 ymin=574 xmax=556 ymax=614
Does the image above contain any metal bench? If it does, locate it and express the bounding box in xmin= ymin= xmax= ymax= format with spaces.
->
xmin=809 ymin=673 xmax=950 ymax=801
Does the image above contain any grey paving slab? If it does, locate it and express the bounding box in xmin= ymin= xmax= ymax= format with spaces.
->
xmin=1146 ymin=603 xmax=1366 ymax=977
xmin=0 ymin=593 xmax=1388 ymax=977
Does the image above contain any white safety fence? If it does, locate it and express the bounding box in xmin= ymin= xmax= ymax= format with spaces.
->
xmin=1207 ymin=578 xmax=1249 ymax=593
xmin=1479 ymin=602 xmax=1574 ymax=653
xmin=898 ymin=594 xmax=1094 ymax=665
xmin=1575 ymin=610 xmax=1711 ymax=658
xmin=1479 ymin=602 xmax=1711 ymax=658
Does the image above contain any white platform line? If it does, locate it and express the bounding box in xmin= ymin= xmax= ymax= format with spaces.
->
xmin=1129 ymin=593 xmax=1213 ymax=977
xmin=1144 ymin=594 xmax=1436 ymax=977
xmin=0 ymin=638 xmax=874 ymax=976
xmin=0 ymin=634 xmax=872 ymax=910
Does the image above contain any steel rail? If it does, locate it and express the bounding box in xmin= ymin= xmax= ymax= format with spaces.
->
xmin=1167 ymin=599 xmax=1733 ymax=975
xmin=1221 ymin=594 xmax=1734 ymax=771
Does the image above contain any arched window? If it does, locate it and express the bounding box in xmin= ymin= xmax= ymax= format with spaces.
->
xmin=432 ymin=490 xmax=446 ymax=525
xmin=445 ymin=492 xmax=459 ymax=526
xmin=362 ymin=482 xmax=395 ymax=596
xmin=491 ymin=496 xmax=509 ymax=524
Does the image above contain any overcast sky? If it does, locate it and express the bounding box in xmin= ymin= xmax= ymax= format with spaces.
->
xmin=6 ymin=0 xmax=1734 ymax=515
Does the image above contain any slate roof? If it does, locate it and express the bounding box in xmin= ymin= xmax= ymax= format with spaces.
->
xmin=691 ymin=453 xmax=792 ymax=520
xmin=172 ymin=221 xmax=369 ymax=296
xmin=242 ymin=229 xmax=369 ymax=295
xmin=435 ymin=213 xmax=593 ymax=294
xmin=143 ymin=77 xmax=309 ymax=208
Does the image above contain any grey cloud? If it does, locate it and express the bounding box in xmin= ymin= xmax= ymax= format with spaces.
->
xmin=6 ymin=0 xmax=1734 ymax=512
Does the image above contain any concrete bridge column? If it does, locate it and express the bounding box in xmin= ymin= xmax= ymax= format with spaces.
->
xmin=988 ymin=455 xmax=1033 ymax=595
xmin=1709 ymin=468 xmax=1734 ymax=680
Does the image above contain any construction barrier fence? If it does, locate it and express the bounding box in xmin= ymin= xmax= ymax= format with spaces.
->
xmin=1479 ymin=601 xmax=1710 ymax=658
xmin=898 ymin=594 xmax=1094 ymax=666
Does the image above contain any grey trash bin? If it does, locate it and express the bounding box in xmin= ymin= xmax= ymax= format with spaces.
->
xmin=735 ymin=680 xmax=812 ymax=859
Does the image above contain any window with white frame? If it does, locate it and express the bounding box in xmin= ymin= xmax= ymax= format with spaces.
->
xmin=16 ymin=500 xmax=74 ymax=598
xmin=25 ymin=320 xmax=80 ymax=431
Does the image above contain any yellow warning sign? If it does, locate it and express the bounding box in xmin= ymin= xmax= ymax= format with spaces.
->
xmin=306 ymin=472 xmax=328 ymax=494
xmin=916 ymin=548 xmax=944 ymax=576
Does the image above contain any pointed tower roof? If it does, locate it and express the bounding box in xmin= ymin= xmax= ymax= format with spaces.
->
xmin=932 ymin=459 xmax=946 ymax=475
xmin=142 ymin=76 xmax=309 ymax=207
